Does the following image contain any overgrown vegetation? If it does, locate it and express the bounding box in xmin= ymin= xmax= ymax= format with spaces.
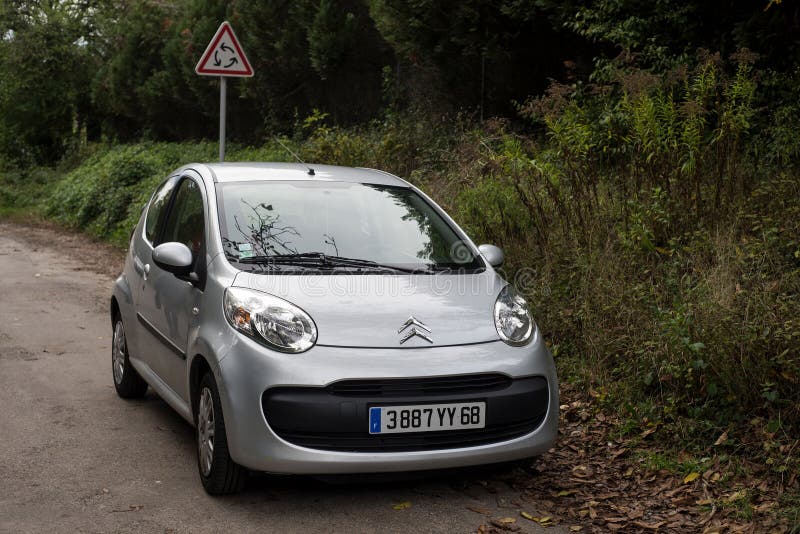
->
xmin=1 ymin=0 xmax=798 ymax=164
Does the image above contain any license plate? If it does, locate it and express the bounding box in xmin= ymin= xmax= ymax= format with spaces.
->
xmin=368 ymin=402 xmax=486 ymax=434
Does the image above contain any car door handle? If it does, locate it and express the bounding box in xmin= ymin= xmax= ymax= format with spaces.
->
xmin=143 ymin=263 xmax=150 ymax=281
xmin=133 ymin=256 xmax=144 ymax=276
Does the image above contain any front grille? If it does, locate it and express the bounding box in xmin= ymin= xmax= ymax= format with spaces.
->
xmin=263 ymin=375 xmax=549 ymax=453
xmin=328 ymin=373 xmax=512 ymax=397
xmin=275 ymin=418 xmax=542 ymax=452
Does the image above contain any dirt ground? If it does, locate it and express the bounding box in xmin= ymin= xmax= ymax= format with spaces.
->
xmin=0 ymin=222 xmax=563 ymax=533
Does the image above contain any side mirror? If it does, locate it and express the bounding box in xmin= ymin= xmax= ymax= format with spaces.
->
xmin=152 ymin=242 xmax=194 ymax=276
xmin=478 ymin=244 xmax=504 ymax=268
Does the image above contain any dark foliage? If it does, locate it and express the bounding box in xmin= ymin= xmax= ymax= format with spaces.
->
xmin=2 ymin=0 xmax=798 ymax=161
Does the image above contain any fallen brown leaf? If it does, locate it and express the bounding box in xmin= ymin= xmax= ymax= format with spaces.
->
xmin=724 ymin=490 xmax=745 ymax=503
xmin=754 ymin=501 xmax=776 ymax=513
xmin=641 ymin=427 xmax=658 ymax=438
xmin=632 ymin=520 xmax=666 ymax=530
xmin=623 ymin=466 xmax=635 ymax=477
xmin=490 ymin=519 xmax=521 ymax=532
xmin=554 ymin=489 xmax=577 ymax=497
xmin=627 ymin=509 xmax=644 ymax=520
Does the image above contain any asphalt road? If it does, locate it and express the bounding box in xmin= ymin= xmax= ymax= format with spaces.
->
xmin=0 ymin=226 xmax=563 ymax=533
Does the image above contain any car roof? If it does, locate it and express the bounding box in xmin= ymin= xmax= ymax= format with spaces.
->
xmin=192 ymin=162 xmax=409 ymax=187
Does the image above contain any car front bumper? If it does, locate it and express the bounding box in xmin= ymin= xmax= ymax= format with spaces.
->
xmin=213 ymin=330 xmax=558 ymax=474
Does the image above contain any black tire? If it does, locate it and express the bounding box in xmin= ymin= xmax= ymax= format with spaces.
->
xmin=195 ymin=372 xmax=247 ymax=495
xmin=111 ymin=317 xmax=148 ymax=399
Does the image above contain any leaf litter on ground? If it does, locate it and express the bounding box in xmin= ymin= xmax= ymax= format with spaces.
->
xmin=466 ymin=382 xmax=796 ymax=533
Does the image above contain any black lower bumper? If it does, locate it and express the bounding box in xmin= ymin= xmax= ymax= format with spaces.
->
xmin=262 ymin=374 xmax=549 ymax=452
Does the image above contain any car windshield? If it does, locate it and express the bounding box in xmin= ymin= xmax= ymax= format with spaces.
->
xmin=216 ymin=180 xmax=483 ymax=273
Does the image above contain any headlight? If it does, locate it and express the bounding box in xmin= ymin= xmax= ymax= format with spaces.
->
xmin=494 ymin=285 xmax=535 ymax=346
xmin=224 ymin=287 xmax=317 ymax=353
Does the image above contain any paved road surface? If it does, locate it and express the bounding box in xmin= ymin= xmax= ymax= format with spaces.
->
xmin=0 ymin=226 xmax=563 ymax=533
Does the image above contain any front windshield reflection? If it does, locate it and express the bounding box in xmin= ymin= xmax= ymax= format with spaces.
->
xmin=230 ymin=200 xmax=301 ymax=256
xmin=218 ymin=181 xmax=482 ymax=272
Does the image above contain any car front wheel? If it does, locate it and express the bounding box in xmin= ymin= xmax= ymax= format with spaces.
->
xmin=112 ymin=317 xmax=148 ymax=398
xmin=196 ymin=372 xmax=247 ymax=495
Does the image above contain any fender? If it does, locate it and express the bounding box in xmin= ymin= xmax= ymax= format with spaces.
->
xmin=112 ymin=273 xmax=133 ymax=312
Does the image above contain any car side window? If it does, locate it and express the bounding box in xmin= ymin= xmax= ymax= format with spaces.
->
xmin=159 ymin=178 xmax=205 ymax=258
xmin=145 ymin=178 xmax=177 ymax=244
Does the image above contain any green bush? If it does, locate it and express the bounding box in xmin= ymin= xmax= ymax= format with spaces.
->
xmin=45 ymin=142 xmax=218 ymax=245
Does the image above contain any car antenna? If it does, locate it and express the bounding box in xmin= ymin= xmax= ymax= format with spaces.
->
xmin=275 ymin=137 xmax=315 ymax=176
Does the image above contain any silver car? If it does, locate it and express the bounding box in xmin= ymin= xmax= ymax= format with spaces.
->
xmin=111 ymin=163 xmax=558 ymax=494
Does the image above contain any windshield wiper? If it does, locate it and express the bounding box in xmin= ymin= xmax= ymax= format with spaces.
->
xmin=236 ymin=252 xmax=421 ymax=273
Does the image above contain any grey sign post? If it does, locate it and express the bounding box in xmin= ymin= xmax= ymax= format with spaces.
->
xmin=194 ymin=21 xmax=254 ymax=162
xmin=219 ymin=77 xmax=227 ymax=161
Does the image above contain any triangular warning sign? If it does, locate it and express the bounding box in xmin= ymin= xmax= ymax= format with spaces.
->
xmin=195 ymin=21 xmax=254 ymax=77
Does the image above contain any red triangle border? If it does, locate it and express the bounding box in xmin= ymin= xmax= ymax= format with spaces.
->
xmin=195 ymin=21 xmax=254 ymax=77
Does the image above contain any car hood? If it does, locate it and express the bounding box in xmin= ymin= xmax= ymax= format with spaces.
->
xmin=231 ymin=271 xmax=506 ymax=348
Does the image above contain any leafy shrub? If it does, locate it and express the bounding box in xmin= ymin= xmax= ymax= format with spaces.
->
xmin=45 ymin=142 xmax=218 ymax=245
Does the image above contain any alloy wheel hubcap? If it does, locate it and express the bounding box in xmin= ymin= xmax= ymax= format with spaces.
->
xmin=198 ymin=387 xmax=215 ymax=477
xmin=112 ymin=321 xmax=126 ymax=385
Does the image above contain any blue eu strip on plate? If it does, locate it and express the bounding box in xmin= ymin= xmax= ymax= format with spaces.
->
xmin=369 ymin=407 xmax=381 ymax=434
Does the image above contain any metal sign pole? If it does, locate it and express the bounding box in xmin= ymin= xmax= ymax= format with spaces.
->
xmin=219 ymin=76 xmax=227 ymax=162
xmin=196 ymin=22 xmax=253 ymax=161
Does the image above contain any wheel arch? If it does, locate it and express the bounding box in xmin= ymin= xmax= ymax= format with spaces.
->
xmin=189 ymin=354 xmax=214 ymax=424
xmin=110 ymin=296 xmax=121 ymax=325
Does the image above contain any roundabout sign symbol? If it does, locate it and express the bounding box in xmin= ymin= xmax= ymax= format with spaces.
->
xmin=195 ymin=21 xmax=253 ymax=77
xmin=214 ymin=43 xmax=238 ymax=69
